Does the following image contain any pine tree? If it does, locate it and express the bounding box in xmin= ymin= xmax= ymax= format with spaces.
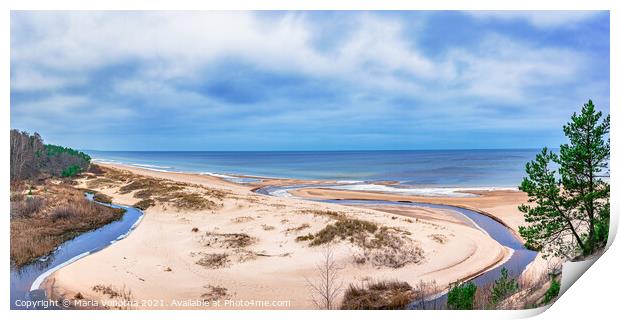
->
xmin=518 ymin=100 xmax=609 ymax=258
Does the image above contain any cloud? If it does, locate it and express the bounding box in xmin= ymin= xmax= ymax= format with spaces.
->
xmin=465 ymin=11 xmax=603 ymax=29
xmin=10 ymin=11 xmax=609 ymax=150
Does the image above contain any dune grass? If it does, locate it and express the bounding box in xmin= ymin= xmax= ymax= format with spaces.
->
xmin=10 ymin=183 xmax=124 ymax=267
xmin=88 ymin=165 xmax=227 ymax=211
xmin=341 ymin=280 xmax=414 ymax=310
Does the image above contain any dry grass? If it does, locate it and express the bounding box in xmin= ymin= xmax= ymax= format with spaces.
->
xmin=134 ymin=199 xmax=155 ymax=210
xmin=171 ymin=192 xmax=218 ymax=210
xmin=428 ymin=234 xmax=448 ymax=244
xmin=93 ymin=192 xmax=112 ymax=204
xmin=10 ymin=196 xmax=46 ymax=218
xmin=285 ymin=223 xmax=310 ymax=233
xmin=296 ymin=233 xmax=315 ymax=242
xmin=309 ymin=219 xmax=378 ymax=246
xmin=196 ymin=253 xmax=230 ymax=269
xmin=297 ymin=209 xmax=343 ymax=219
xmin=201 ymin=285 xmax=229 ymax=301
xmin=200 ymin=232 xmax=255 ymax=249
xmin=85 ymin=177 xmax=118 ymax=189
xmin=355 ymin=227 xmax=425 ymax=268
xmin=295 ymin=217 xmax=424 ymax=268
xmin=92 ymin=284 xmax=134 ymax=309
xmin=10 ymin=183 xmax=124 ymax=267
xmin=341 ymin=280 xmax=414 ymax=310
xmin=231 ymin=216 xmax=254 ymax=223
xmin=89 ymin=166 xmax=227 ymax=211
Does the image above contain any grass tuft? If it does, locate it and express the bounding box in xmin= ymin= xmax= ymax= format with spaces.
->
xmin=341 ymin=280 xmax=413 ymax=310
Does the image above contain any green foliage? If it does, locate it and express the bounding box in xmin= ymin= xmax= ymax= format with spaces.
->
xmin=490 ymin=268 xmax=518 ymax=306
xmin=519 ymin=100 xmax=610 ymax=258
xmin=11 ymin=130 xmax=92 ymax=180
xmin=61 ymin=164 xmax=82 ymax=177
xmin=45 ymin=144 xmax=91 ymax=163
xmin=447 ymin=282 xmax=477 ymax=310
xmin=542 ymin=278 xmax=560 ymax=304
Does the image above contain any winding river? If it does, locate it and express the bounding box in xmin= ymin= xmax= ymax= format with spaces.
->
xmin=255 ymin=185 xmax=538 ymax=309
xmin=10 ymin=194 xmax=144 ymax=310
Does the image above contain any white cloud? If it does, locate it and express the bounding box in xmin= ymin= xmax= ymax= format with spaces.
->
xmin=10 ymin=11 xmax=601 ymax=135
xmin=465 ymin=11 xmax=602 ymax=29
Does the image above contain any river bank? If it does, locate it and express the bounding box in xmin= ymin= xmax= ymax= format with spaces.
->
xmin=10 ymin=190 xmax=143 ymax=310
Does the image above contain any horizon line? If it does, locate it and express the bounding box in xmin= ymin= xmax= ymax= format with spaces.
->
xmin=81 ymin=147 xmax=553 ymax=153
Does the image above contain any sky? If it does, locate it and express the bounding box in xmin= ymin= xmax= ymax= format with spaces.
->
xmin=10 ymin=11 xmax=610 ymax=151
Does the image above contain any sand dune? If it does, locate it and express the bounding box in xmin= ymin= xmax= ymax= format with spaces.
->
xmin=45 ymin=164 xmax=516 ymax=309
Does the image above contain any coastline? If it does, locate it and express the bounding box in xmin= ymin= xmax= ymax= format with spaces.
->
xmin=44 ymin=162 xmax=536 ymax=309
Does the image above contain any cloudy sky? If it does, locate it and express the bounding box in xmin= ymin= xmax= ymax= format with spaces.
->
xmin=10 ymin=11 xmax=609 ymax=151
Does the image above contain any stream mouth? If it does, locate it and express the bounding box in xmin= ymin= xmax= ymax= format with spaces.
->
xmin=255 ymin=185 xmax=537 ymax=309
xmin=10 ymin=194 xmax=143 ymax=310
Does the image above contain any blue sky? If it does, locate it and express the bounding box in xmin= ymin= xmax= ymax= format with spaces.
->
xmin=10 ymin=11 xmax=609 ymax=151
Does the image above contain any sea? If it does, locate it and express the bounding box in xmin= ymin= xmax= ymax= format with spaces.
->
xmin=85 ymin=149 xmax=542 ymax=196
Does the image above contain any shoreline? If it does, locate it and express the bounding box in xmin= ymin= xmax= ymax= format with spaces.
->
xmin=92 ymin=160 xmax=520 ymax=196
xmin=43 ymin=162 xmax=536 ymax=309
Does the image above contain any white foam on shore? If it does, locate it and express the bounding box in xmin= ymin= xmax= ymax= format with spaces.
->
xmin=130 ymin=163 xmax=171 ymax=169
xmin=201 ymin=172 xmax=236 ymax=179
xmin=271 ymin=189 xmax=294 ymax=198
xmin=327 ymin=184 xmax=517 ymax=197
xmin=92 ymin=158 xmax=121 ymax=164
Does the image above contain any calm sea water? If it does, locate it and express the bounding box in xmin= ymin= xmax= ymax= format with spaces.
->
xmin=86 ymin=149 xmax=541 ymax=188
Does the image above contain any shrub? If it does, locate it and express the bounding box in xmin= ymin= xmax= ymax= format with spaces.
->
xmin=490 ymin=268 xmax=518 ymax=306
xmin=341 ymin=280 xmax=413 ymax=310
xmin=11 ymin=197 xmax=45 ymax=218
xmin=93 ymin=193 xmax=112 ymax=204
xmin=134 ymin=199 xmax=155 ymax=210
xmin=10 ymin=185 xmax=125 ymax=267
xmin=196 ymin=253 xmax=230 ymax=269
xmin=50 ymin=206 xmax=77 ymax=221
xmin=310 ymin=219 xmax=378 ymax=246
xmin=447 ymin=282 xmax=477 ymax=310
xmin=201 ymin=232 xmax=255 ymax=248
xmin=61 ymin=164 xmax=82 ymax=177
xmin=542 ymin=278 xmax=560 ymax=304
xmin=296 ymin=233 xmax=315 ymax=242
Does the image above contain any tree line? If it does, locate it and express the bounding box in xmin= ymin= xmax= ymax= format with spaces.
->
xmin=10 ymin=129 xmax=91 ymax=181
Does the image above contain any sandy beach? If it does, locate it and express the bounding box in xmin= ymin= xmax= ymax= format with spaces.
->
xmin=45 ymin=163 xmax=531 ymax=309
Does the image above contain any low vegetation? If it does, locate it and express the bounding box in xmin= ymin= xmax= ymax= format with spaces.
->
xmin=341 ymin=280 xmax=414 ymax=310
xmin=134 ymin=199 xmax=155 ymax=210
xmin=447 ymin=281 xmax=477 ymax=310
xmin=489 ymin=268 xmax=519 ymax=306
xmin=93 ymin=192 xmax=112 ymax=204
xmin=196 ymin=253 xmax=230 ymax=269
xmin=200 ymin=232 xmax=255 ymax=249
xmin=92 ymin=284 xmax=134 ymax=309
xmin=297 ymin=209 xmax=342 ymax=219
xmin=87 ymin=165 xmax=226 ymax=211
xmin=201 ymin=285 xmax=229 ymax=301
xmin=309 ymin=219 xmax=378 ymax=246
xmin=10 ymin=182 xmax=124 ymax=267
xmin=297 ymin=216 xmax=424 ymax=268
xmin=542 ymin=278 xmax=560 ymax=304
